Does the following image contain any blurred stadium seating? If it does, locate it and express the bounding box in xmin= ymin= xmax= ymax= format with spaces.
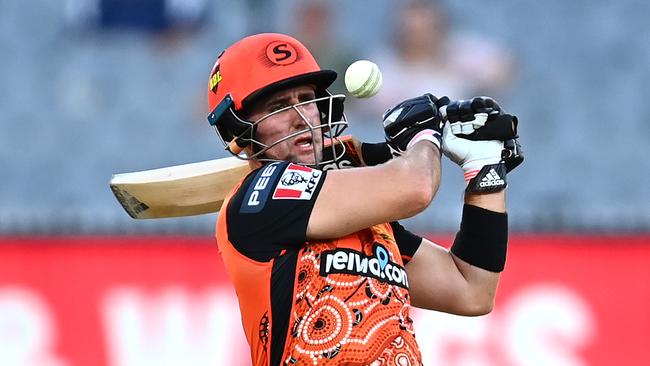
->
xmin=1 ymin=2 xmax=650 ymax=366
xmin=1 ymin=0 xmax=649 ymax=234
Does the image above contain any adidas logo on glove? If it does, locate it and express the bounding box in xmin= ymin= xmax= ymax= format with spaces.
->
xmin=479 ymin=168 xmax=505 ymax=188
xmin=466 ymin=164 xmax=507 ymax=193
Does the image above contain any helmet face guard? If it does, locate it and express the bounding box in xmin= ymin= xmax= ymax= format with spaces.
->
xmin=206 ymin=33 xmax=349 ymax=168
xmin=208 ymin=90 xmax=348 ymax=168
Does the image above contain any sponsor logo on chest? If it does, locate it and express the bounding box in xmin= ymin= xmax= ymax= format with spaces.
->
xmin=320 ymin=244 xmax=409 ymax=288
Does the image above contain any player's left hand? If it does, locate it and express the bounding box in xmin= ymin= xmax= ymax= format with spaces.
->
xmin=382 ymin=93 xmax=446 ymax=157
xmin=443 ymin=97 xmax=518 ymax=141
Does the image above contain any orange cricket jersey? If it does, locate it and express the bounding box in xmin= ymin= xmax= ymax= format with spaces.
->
xmin=216 ymin=162 xmax=423 ymax=365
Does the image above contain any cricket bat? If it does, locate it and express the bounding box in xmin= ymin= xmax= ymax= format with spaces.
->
xmin=110 ymin=157 xmax=251 ymax=219
xmin=110 ymin=136 xmax=370 ymax=219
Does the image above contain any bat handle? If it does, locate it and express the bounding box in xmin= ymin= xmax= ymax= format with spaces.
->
xmin=228 ymin=140 xmax=244 ymax=155
xmin=439 ymin=104 xmax=447 ymax=120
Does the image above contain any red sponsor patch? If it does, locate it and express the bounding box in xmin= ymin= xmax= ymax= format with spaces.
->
xmin=272 ymin=164 xmax=322 ymax=200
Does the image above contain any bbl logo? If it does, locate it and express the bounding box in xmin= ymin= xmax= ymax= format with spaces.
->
xmin=209 ymin=59 xmax=222 ymax=94
xmin=265 ymin=41 xmax=298 ymax=65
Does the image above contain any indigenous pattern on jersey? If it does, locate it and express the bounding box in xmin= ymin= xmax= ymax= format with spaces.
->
xmin=284 ymin=225 xmax=421 ymax=365
xmin=216 ymin=161 xmax=423 ymax=366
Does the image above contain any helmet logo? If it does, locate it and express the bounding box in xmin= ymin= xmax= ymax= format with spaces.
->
xmin=265 ymin=41 xmax=298 ymax=65
xmin=209 ymin=61 xmax=222 ymax=93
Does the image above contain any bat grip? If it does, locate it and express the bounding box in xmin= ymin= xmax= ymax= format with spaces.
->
xmin=228 ymin=140 xmax=244 ymax=155
xmin=439 ymin=105 xmax=448 ymax=120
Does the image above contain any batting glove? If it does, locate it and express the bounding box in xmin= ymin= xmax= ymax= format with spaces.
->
xmin=442 ymin=123 xmax=524 ymax=193
xmin=383 ymin=94 xmax=446 ymax=156
xmin=444 ymin=96 xmax=518 ymax=141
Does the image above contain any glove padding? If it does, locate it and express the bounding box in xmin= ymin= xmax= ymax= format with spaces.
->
xmin=502 ymin=138 xmax=524 ymax=173
xmin=383 ymin=94 xmax=445 ymax=156
xmin=442 ymin=123 xmax=524 ymax=193
xmin=445 ymin=97 xmax=518 ymax=141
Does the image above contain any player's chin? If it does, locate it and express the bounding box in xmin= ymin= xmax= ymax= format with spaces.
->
xmin=291 ymin=148 xmax=319 ymax=166
xmin=295 ymin=153 xmax=317 ymax=166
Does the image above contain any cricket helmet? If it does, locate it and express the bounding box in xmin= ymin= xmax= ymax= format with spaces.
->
xmin=206 ymin=33 xmax=347 ymax=164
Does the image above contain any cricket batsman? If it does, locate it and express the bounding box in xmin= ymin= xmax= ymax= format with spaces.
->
xmin=206 ymin=32 xmax=523 ymax=365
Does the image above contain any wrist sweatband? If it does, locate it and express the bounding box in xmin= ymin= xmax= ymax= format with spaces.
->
xmin=406 ymin=129 xmax=442 ymax=150
xmin=450 ymin=204 xmax=508 ymax=272
xmin=361 ymin=142 xmax=392 ymax=166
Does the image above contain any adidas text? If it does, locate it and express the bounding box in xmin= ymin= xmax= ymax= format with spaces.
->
xmin=480 ymin=179 xmax=505 ymax=187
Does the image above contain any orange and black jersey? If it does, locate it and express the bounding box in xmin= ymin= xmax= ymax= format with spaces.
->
xmin=217 ymin=161 xmax=424 ymax=365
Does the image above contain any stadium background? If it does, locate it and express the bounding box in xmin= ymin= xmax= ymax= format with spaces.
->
xmin=1 ymin=0 xmax=648 ymax=365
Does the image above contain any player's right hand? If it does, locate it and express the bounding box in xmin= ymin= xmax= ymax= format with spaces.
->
xmin=382 ymin=93 xmax=446 ymax=156
xmin=442 ymin=122 xmax=524 ymax=193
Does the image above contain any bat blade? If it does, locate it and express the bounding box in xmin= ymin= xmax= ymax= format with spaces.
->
xmin=109 ymin=135 xmax=368 ymax=219
xmin=110 ymin=157 xmax=251 ymax=219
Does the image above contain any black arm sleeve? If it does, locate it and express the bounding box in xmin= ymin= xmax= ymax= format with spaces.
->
xmin=361 ymin=142 xmax=392 ymax=166
xmin=226 ymin=162 xmax=328 ymax=262
xmin=390 ymin=221 xmax=422 ymax=264
xmin=450 ymin=204 xmax=508 ymax=272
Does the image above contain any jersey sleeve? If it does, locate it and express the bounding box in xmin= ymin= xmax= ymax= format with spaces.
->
xmin=226 ymin=161 xmax=327 ymax=262
xmin=390 ymin=221 xmax=423 ymax=264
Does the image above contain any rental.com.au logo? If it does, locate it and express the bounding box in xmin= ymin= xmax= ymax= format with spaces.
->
xmin=319 ymin=244 xmax=409 ymax=288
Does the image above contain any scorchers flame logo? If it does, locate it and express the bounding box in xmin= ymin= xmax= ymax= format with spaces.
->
xmin=265 ymin=41 xmax=298 ymax=65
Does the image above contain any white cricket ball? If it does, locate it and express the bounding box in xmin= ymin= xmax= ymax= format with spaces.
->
xmin=344 ymin=60 xmax=383 ymax=98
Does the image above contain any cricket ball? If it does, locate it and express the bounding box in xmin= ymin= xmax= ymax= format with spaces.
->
xmin=344 ymin=60 xmax=383 ymax=98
